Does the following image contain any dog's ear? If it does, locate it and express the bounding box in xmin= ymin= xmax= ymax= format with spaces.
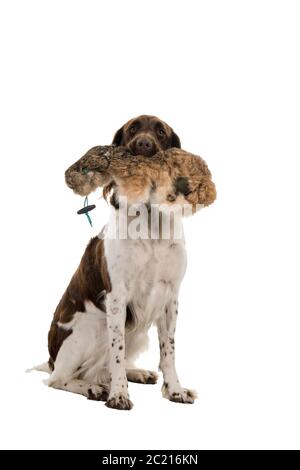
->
xmin=171 ymin=130 xmax=181 ymax=148
xmin=112 ymin=126 xmax=124 ymax=146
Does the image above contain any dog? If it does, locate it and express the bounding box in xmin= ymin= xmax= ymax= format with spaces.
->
xmin=34 ymin=115 xmax=197 ymax=410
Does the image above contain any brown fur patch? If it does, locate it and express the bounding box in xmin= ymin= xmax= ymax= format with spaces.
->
xmin=47 ymin=236 xmax=111 ymax=369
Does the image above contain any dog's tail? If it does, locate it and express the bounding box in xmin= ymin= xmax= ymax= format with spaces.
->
xmin=26 ymin=361 xmax=50 ymax=374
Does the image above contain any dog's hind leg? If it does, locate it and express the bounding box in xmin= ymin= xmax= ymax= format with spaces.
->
xmin=49 ymin=378 xmax=109 ymax=401
xmin=45 ymin=355 xmax=110 ymax=401
xmin=45 ymin=306 xmax=110 ymax=401
xmin=126 ymin=369 xmax=158 ymax=384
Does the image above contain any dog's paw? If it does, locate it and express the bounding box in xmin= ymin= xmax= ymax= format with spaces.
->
xmin=162 ymin=382 xmax=197 ymax=404
xmin=170 ymin=389 xmax=196 ymax=404
xmin=105 ymin=393 xmax=133 ymax=410
xmin=87 ymin=384 xmax=109 ymax=401
xmin=127 ymin=369 xmax=159 ymax=384
xmin=142 ymin=370 xmax=159 ymax=384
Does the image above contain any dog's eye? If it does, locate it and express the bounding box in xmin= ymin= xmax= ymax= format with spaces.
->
xmin=129 ymin=125 xmax=136 ymax=135
xmin=158 ymin=128 xmax=166 ymax=137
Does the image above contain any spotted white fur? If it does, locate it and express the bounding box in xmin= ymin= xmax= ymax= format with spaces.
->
xmin=37 ymin=204 xmax=197 ymax=409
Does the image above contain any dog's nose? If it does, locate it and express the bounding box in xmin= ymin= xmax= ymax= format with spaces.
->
xmin=136 ymin=137 xmax=154 ymax=155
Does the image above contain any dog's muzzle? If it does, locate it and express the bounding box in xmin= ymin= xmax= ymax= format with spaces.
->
xmin=130 ymin=135 xmax=157 ymax=157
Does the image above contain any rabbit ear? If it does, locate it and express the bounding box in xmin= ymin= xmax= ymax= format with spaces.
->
xmin=112 ymin=126 xmax=125 ymax=146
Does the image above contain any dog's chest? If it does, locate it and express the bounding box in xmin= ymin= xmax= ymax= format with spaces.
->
xmin=105 ymin=237 xmax=187 ymax=326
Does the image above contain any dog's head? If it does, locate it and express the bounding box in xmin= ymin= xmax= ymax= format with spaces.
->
xmin=112 ymin=115 xmax=181 ymax=157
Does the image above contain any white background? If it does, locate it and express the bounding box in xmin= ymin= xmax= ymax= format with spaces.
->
xmin=0 ymin=0 xmax=299 ymax=450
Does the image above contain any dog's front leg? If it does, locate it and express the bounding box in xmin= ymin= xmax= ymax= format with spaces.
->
xmin=105 ymin=289 xmax=133 ymax=410
xmin=157 ymin=298 xmax=197 ymax=404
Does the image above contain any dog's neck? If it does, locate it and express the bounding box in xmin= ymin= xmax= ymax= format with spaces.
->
xmin=105 ymin=202 xmax=184 ymax=242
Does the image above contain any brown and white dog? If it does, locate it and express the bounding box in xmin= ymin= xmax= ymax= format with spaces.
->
xmin=34 ymin=115 xmax=197 ymax=410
